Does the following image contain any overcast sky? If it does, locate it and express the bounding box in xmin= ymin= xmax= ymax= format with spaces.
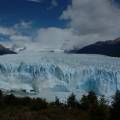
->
xmin=0 ymin=0 xmax=120 ymax=50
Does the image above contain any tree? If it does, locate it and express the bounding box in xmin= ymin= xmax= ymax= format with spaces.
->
xmin=111 ymin=90 xmax=120 ymax=120
xmin=0 ymin=90 xmax=3 ymax=107
xmin=80 ymin=91 xmax=98 ymax=110
xmin=20 ymin=97 xmax=32 ymax=106
xmin=4 ymin=94 xmax=18 ymax=105
xmin=0 ymin=90 xmax=3 ymax=98
xmin=80 ymin=91 xmax=104 ymax=120
xmin=54 ymin=97 xmax=60 ymax=106
xmin=31 ymin=98 xmax=48 ymax=111
xmin=92 ymin=96 xmax=110 ymax=120
xmin=67 ymin=93 xmax=78 ymax=108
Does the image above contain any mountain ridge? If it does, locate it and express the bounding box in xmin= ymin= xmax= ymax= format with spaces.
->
xmin=67 ymin=37 xmax=120 ymax=57
xmin=0 ymin=44 xmax=17 ymax=55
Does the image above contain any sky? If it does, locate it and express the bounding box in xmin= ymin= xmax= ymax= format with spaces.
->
xmin=0 ymin=0 xmax=120 ymax=50
xmin=0 ymin=0 xmax=70 ymax=28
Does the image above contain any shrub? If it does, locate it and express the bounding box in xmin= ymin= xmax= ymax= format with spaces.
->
xmin=19 ymin=97 xmax=32 ymax=106
xmin=67 ymin=93 xmax=78 ymax=108
xmin=111 ymin=90 xmax=120 ymax=120
xmin=80 ymin=91 xmax=98 ymax=110
xmin=4 ymin=94 xmax=18 ymax=105
xmin=31 ymin=98 xmax=48 ymax=111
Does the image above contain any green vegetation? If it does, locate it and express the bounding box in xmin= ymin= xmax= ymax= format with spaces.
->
xmin=0 ymin=90 xmax=120 ymax=120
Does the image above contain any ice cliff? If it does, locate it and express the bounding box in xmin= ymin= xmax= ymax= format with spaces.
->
xmin=0 ymin=51 xmax=120 ymax=100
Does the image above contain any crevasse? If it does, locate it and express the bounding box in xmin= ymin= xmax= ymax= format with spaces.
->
xmin=0 ymin=51 xmax=120 ymax=98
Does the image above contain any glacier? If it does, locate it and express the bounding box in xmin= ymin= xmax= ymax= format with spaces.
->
xmin=0 ymin=51 xmax=120 ymax=101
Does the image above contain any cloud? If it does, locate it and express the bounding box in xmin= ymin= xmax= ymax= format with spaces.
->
xmin=0 ymin=25 xmax=107 ymax=51
xmin=0 ymin=21 xmax=32 ymax=49
xmin=0 ymin=27 xmax=16 ymax=36
xmin=10 ymin=35 xmax=31 ymax=42
xmin=0 ymin=24 xmax=76 ymax=50
xmin=61 ymin=0 xmax=120 ymax=46
xmin=34 ymin=27 xmax=76 ymax=50
xmin=47 ymin=0 xmax=58 ymax=10
xmin=0 ymin=26 xmax=80 ymax=51
xmin=51 ymin=0 xmax=58 ymax=7
xmin=27 ymin=0 xmax=41 ymax=3
xmin=0 ymin=21 xmax=32 ymax=37
xmin=14 ymin=21 xmax=32 ymax=29
xmin=2 ymin=0 xmax=120 ymax=51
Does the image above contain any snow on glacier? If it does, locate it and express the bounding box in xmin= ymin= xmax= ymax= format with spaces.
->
xmin=0 ymin=51 xmax=120 ymax=101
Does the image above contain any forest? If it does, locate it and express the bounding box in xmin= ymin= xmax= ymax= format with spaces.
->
xmin=0 ymin=90 xmax=120 ymax=120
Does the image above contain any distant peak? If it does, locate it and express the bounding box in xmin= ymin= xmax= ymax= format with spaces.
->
xmin=114 ymin=37 xmax=120 ymax=42
xmin=0 ymin=44 xmax=6 ymax=49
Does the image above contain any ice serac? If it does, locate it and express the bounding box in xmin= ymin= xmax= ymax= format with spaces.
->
xmin=0 ymin=51 xmax=120 ymax=99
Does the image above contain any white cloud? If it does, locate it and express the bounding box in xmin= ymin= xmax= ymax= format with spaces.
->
xmin=0 ymin=21 xmax=32 ymax=37
xmin=33 ymin=27 xmax=103 ymax=50
xmin=61 ymin=0 xmax=120 ymax=46
xmin=10 ymin=35 xmax=31 ymax=42
xmin=0 ymin=27 xmax=73 ymax=51
xmin=2 ymin=0 xmax=120 ymax=51
xmin=51 ymin=0 xmax=58 ymax=7
xmin=34 ymin=27 xmax=74 ymax=50
xmin=0 ymin=27 xmax=16 ymax=36
xmin=0 ymin=22 xmax=32 ymax=49
xmin=14 ymin=21 xmax=32 ymax=29
xmin=27 ymin=0 xmax=41 ymax=3
xmin=47 ymin=0 xmax=58 ymax=10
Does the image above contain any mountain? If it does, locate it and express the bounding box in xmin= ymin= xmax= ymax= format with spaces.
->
xmin=68 ymin=38 xmax=120 ymax=57
xmin=0 ymin=44 xmax=17 ymax=55
xmin=11 ymin=44 xmax=26 ymax=53
xmin=0 ymin=44 xmax=6 ymax=49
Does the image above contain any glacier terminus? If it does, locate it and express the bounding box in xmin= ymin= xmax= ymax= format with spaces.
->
xmin=0 ymin=51 xmax=120 ymax=101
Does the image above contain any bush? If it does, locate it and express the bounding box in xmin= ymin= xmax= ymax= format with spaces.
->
xmin=19 ymin=97 xmax=32 ymax=106
xmin=31 ymin=98 xmax=48 ymax=111
xmin=0 ymin=90 xmax=118 ymax=120
xmin=54 ymin=97 xmax=61 ymax=106
xmin=111 ymin=90 xmax=120 ymax=120
xmin=90 ymin=96 xmax=110 ymax=120
xmin=67 ymin=93 xmax=78 ymax=108
xmin=4 ymin=94 xmax=18 ymax=105
xmin=0 ymin=90 xmax=3 ymax=98
xmin=0 ymin=90 xmax=3 ymax=107
xmin=80 ymin=91 xmax=98 ymax=110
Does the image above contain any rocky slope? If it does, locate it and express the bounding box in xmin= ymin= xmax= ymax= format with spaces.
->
xmin=68 ymin=38 xmax=120 ymax=57
xmin=0 ymin=44 xmax=16 ymax=55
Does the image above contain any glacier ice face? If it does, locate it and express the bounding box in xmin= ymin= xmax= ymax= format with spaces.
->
xmin=0 ymin=51 xmax=120 ymax=100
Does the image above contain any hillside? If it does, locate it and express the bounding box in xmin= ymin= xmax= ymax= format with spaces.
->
xmin=68 ymin=38 xmax=120 ymax=57
xmin=0 ymin=44 xmax=16 ymax=55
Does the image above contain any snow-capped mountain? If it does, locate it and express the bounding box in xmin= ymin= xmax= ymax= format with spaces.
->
xmin=11 ymin=44 xmax=26 ymax=53
xmin=0 ymin=51 xmax=120 ymax=101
